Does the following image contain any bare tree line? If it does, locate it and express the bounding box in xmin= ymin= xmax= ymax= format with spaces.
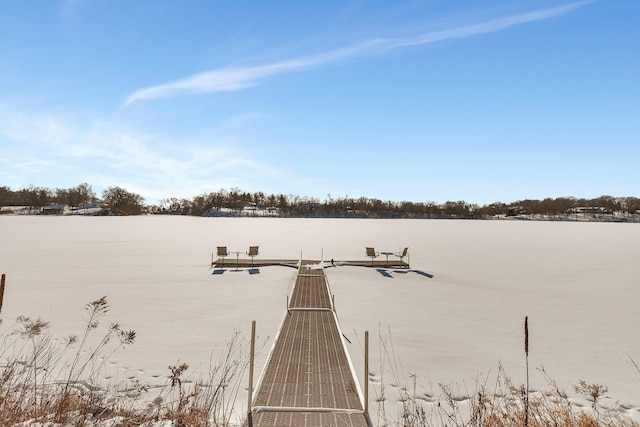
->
xmin=0 ymin=183 xmax=97 ymax=214
xmin=0 ymin=183 xmax=144 ymax=216
xmin=1 ymin=184 xmax=639 ymax=221
xmin=164 ymin=190 xmax=639 ymax=221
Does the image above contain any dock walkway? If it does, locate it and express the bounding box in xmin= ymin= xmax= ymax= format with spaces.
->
xmin=246 ymin=265 xmax=369 ymax=427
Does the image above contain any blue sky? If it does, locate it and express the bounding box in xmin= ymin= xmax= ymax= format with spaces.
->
xmin=1 ymin=0 xmax=638 ymax=205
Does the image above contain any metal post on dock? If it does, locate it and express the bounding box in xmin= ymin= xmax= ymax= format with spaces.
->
xmin=364 ymin=330 xmax=369 ymax=422
xmin=0 ymin=274 xmax=5 ymax=313
xmin=247 ymin=320 xmax=256 ymax=427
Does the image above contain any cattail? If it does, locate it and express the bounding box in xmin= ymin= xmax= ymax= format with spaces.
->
xmin=0 ymin=273 xmax=5 ymax=313
xmin=525 ymin=316 xmax=529 ymax=356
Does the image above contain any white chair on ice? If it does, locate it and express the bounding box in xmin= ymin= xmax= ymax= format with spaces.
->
xmin=246 ymin=245 xmax=259 ymax=267
xmin=394 ymin=247 xmax=409 ymax=268
xmin=366 ymin=247 xmax=379 ymax=267
xmin=217 ymin=246 xmax=230 ymax=267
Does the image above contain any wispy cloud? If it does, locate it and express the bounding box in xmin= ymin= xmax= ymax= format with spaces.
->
xmin=0 ymin=108 xmax=282 ymax=201
xmin=123 ymin=42 xmax=378 ymax=106
xmin=385 ymin=1 xmax=593 ymax=49
xmin=123 ymin=1 xmax=593 ymax=106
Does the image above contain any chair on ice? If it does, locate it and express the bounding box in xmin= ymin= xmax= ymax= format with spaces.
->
xmin=365 ymin=247 xmax=379 ymax=267
xmin=246 ymin=245 xmax=259 ymax=267
xmin=216 ymin=246 xmax=230 ymax=267
xmin=394 ymin=247 xmax=409 ymax=268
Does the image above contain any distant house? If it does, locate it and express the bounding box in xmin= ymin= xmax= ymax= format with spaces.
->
xmin=507 ymin=206 xmax=526 ymax=217
xmin=242 ymin=205 xmax=257 ymax=215
xmin=41 ymin=204 xmax=69 ymax=215
xmin=567 ymin=206 xmax=611 ymax=215
xmin=78 ymin=200 xmax=102 ymax=210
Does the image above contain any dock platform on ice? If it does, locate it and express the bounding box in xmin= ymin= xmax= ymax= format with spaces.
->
xmin=211 ymin=257 xmax=409 ymax=270
xmin=244 ymin=263 xmax=370 ymax=427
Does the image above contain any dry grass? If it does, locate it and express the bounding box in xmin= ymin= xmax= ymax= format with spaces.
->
xmin=372 ymin=365 xmax=640 ymax=427
xmin=1 ymin=302 xmax=638 ymax=426
xmin=371 ymin=327 xmax=639 ymax=427
xmin=0 ymin=297 xmax=249 ymax=426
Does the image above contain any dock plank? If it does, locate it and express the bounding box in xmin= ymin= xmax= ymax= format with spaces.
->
xmin=246 ymin=266 xmax=369 ymax=427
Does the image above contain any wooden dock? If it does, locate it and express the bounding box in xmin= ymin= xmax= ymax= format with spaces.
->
xmin=245 ymin=265 xmax=370 ymax=427
xmin=212 ymin=257 xmax=408 ymax=270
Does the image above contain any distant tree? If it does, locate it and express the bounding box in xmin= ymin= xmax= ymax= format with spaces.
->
xmin=159 ymin=197 xmax=169 ymax=210
xmin=227 ymin=187 xmax=243 ymax=209
xmin=54 ymin=188 xmax=69 ymax=205
xmin=482 ymin=202 xmax=507 ymax=218
xmin=73 ymin=183 xmax=96 ymax=208
xmin=554 ymin=197 xmax=576 ymax=218
xmin=622 ymin=197 xmax=639 ymax=220
xmin=443 ymin=200 xmax=470 ymax=218
xmin=48 ymin=183 xmax=96 ymax=209
xmin=266 ymin=193 xmax=278 ymax=209
xmin=168 ymin=197 xmax=181 ymax=212
xmin=278 ymin=194 xmax=289 ymax=215
xmin=102 ymin=186 xmax=145 ymax=215
xmin=189 ymin=193 xmax=212 ymax=216
xmin=19 ymin=185 xmax=51 ymax=213
xmin=253 ymin=191 xmax=266 ymax=208
xmin=594 ymin=195 xmax=615 ymax=213
xmin=211 ymin=189 xmax=226 ymax=210
xmin=0 ymin=186 xmax=14 ymax=207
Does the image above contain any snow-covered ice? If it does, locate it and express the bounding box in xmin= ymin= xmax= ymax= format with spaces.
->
xmin=1 ymin=216 xmax=639 ymax=424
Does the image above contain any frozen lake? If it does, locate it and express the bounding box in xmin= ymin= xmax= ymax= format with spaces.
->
xmin=1 ymin=216 xmax=639 ymax=423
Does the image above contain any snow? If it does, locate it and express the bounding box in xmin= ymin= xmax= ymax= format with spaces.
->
xmin=1 ymin=216 xmax=639 ymax=424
